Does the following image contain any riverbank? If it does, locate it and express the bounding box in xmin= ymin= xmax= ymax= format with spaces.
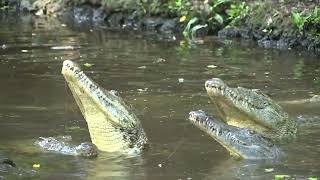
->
xmin=2 ymin=0 xmax=320 ymax=53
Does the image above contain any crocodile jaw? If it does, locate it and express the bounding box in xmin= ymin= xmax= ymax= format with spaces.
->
xmin=62 ymin=60 xmax=147 ymax=153
xmin=189 ymin=110 xmax=281 ymax=159
xmin=205 ymin=78 xmax=295 ymax=139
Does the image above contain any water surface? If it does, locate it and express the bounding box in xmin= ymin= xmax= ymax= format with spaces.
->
xmin=0 ymin=12 xmax=319 ymax=179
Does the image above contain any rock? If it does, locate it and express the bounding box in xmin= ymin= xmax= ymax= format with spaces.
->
xmin=107 ymin=12 xmax=124 ymax=27
xmin=92 ymin=8 xmax=107 ymax=23
xmin=252 ymin=30 xmax=264 ymax=40
xmin=270 ymin=29 xmax=282 ymax=40
xmin=142 ymin=17 xmax=163 ymax=31
xmin=1 ymin=158 xmax=16 ymax=168
xmin=73 ymin=5 xmax=93 ymax=23
xmin=257 ymin=38 xmax=277 ymax=49
xmin=159 ymin=19 xmax=177 ymax=34
xmin=276 ymin=38 xmax=290 ymax=49
xmin=300 ymin=39 xmax=312 ymax=49
xmin=218 ymin=28 xmax=241 ymax=38
xmin=238 ymin=29 xmax=251 ymax=39
xmin=123 ymin=11 xmax=139 ymax=28
xmin=19 ymin=0 xmax=33 ymax=11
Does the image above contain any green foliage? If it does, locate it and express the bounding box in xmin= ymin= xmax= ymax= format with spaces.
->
xmin=148 ymin=1 xmax=166 ymax=15
xmin=168 ymin=0 xmax=192 ymax=16
xmin=274 ymin=175 xmax=290 ymax=180
xmin=227 ymin=2 xmax=250 ymax=26
xmin=307 ymin=177 xmax=317 ymax=180
xmin=207 ymin=0 xmax=228 ymax=26
xmin=308 ymin=6 xmax=320 ymax=24
xmin=291 ymin=6 xmax=320 ymax=33
xmin=291 ymin=11 xmax=309 ymax=32
xmin=183 ymin=17 xmax=207 ymax=42
xmin=137 ymin=0 xmax=168 ymax=15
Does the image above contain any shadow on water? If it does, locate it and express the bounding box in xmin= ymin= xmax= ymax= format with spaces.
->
xmin=0 ymin=11 xmax=319 ymax=179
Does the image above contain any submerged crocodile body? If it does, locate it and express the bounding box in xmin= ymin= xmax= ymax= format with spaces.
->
xmin=0 ymin=158 xmax=16 ymax=169
xmin=59 ymin=60 xmax=147 ymax=154
xmin=189 ymin=110 xmax=281 ymax=159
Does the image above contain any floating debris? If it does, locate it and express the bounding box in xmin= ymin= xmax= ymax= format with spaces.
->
xmin=180 ymin=16 xmax=187 ymax=22
xmin=264 ymin=168 xmax=274 ymax=172
xmin=138 ymin=66 xmax=147 ymax=69
xmin=274 ymin=175 xmax=290 ymax=180
xmin=207 ymin=65 xmax=217 ymax=68
xmin=153 ymin=58 xmax=166 ymax=64
xmin=32 ymin=163 xmax=41 ymax=169
xmin=83 ymin=63 xmax=93 ymax=68
xmin=50 ymin=46 xmax=79 ymax=50
xmin=137 ymin=88 xmax=148 ymax=92
xmin=178 ymin=78 xmax=184 ymax=83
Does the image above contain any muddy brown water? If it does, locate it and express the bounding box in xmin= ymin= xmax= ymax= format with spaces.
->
xmin=0 ymin=12 xmax=319 ymax=179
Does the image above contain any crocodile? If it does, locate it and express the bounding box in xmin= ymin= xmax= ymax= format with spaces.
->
xmin=34 ymin=137 xmax=98 ymax=157
xmin=0 ymin=157 xmax=37 ymax=178
xmin=0 ymin=158 xmax=16 ymax=168
xmin=189 ymin=110 xmax=281 ymax=159
xmin=188 ymin=78 xmax=302 ymax=159
xmin=205 ymin=78 xmax=297 ymax=141
xmin=55 ymin=60 xmax=148 ymax=155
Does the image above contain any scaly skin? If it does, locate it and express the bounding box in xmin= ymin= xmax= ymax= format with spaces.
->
xmin=62 ymin=60 xmax=148 ymax=154
xmin=34 ymin=137 xmax=98 ymax=157
xmin=189 ymin=110 xmax=281 ymax=159
xmin=205 ymin=78 xmax=297 ymax=140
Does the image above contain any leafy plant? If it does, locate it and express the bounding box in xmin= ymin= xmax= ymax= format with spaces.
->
xmin=182 ymin=17 xmax=207 ymax=43
xmin=227 ymin=2 xmax=250 ymax=26
xmin=182 ymin=17 xmax=198 ymax=38
xmin=168 ymin=0 xmax=192 ymax=16
xmin=291 ymin=11 xmax=309 ymax=32
xmin=207 ymin=0 xmax=229 ymax=26
xmin=308 ymin=6 xmax=320 ymax=24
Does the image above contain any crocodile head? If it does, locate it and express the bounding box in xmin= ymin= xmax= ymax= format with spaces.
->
xmin=35 ymin=137 xmax=98 ymax=157
xmin=205 ymin=78 xmax=297 ymax=139
xmin=61 ymin=60 xmax=148 ymax=154
xmin=189 ymin=110 xmax=281 ymax=159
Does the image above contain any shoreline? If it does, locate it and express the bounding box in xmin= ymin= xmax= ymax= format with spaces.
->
xmin=2 ymin=0 xmax=319 ymax=54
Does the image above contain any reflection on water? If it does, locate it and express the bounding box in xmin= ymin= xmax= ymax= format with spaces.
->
xmin=0 ymin=12 xmax=319 ymax=179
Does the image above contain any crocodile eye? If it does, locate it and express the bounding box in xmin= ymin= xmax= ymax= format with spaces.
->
xmin=248 ymin=130 xmax=255 ymax=135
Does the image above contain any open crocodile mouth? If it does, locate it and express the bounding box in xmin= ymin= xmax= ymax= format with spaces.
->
xmin=205 ymin=78 xmax=253 ymax=107
xmin=205 ymin=78 xmax=227 ymax=96
xmin=188 ymin=110 xmax=281 ymax=159
xmin=61 ymin=60 xmax=147 ymax=153
xmin=205 ymin=78 xmax=276 ymax=130
xmin=189 ymin=110 xmax=224 ymax=138
xmin=189 ymin=110 xmax=243 ymax=159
